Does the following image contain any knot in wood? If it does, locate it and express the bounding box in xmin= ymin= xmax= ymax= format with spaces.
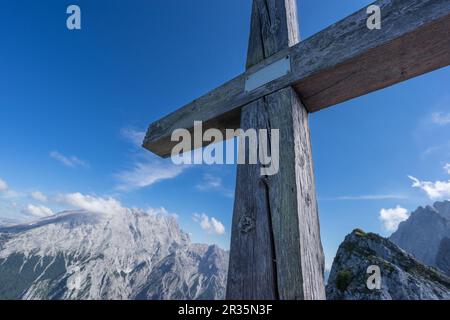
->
xmin=305 ymin=193 xmax=312 ymax=207
xmin=238 ymin=215 xmax=255 ymax=234
xmin=270 ymin=19 xmax=280 ymax=34
xmin=299 ymin=155 xmax=305 ymax=168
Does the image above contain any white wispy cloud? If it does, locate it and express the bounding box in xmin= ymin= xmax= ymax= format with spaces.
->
xmin=121 ymin=128 xmax=146 ymax=148
xmin=115 ymin=160 xmax=185 ymax=191
xmin=50 ymin=151 xmax=88 ymax=168
xmin=321 ymin=194 xmax=407 ymax=201
xmin=197 ymin=174 xmax=222 ymax=190
xmin=0 ymin=179 xmax=8 ymax=192
xmin=422 ymin=142 xmax=449 ymax=157
xmin=196 ymin=174 xmax=234 ymax=198
xmin=431 ymin=112 xmax=450 ymax=126
xmin=415 ymin=104 xmax=450 ymax=159
xmin=379 ymin=206 xmax=409 ymax=232
xmin=0 ymin=178 xmax=8 ymax=192
xmin=31 ymin=191 xmax=47 ymax=202
xmin=5 ymin=191 xmax=20 ymax=199
xmin=58 ymin=192 xmax=126 ymax=215
xmin=146 ymin=207 xmax=178 ymax=219
xmin=0 ymin=178 xmax=20 ymax=199
xmin=444 ymin=163 xmax=450 ymax=175
xmin=23 ymin=204 xmax=54 ymax=218
xmin=116 ymin=127 xmax=186 ymax=191
xmin=192 ymin=213 xmax=225 ymax=236
xmin=59 ymin=193 xmax=180 ymax=221
xmin=408 ymin=175 xmax=450 ymax=200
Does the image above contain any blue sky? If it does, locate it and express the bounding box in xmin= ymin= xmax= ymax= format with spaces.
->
xmin=0 ymin=0 xmax=449 ymax=269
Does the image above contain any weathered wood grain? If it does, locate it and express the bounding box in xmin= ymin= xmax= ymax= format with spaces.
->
xmin=226 ymin=98 xmax=279 ymax=300
xmin=144 ymin=0 xmax=450 ymax=157
xmin=227 ymin=88 xmax=327 ymax=300
xmin=227 ymin=0 xmax=298 ymax=299
xmin=226 ymin=0 xmax=325 ymax=300
xmin=245 ymin=0 xmax=299 ymax=69
xmin=265 ymin=87 xmax=325 ymax=299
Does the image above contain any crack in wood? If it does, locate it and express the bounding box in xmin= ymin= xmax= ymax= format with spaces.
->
xmin=261 ymin=175 xmax=280 ymax=300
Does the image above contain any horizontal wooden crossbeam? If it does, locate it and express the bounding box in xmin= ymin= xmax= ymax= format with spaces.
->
xmin=144 ymin=0 xmax=450 ymax=158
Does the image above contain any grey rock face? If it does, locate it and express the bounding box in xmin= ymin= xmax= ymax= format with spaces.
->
xmin=436 ymin=238 xmax=450 ymax=277
xmin=390 ymin=201 xmax=450 ymax=269
xmin=435 ymin=201 xmax=450 ymax=220
xmin=326 ymin=229 xmax=450 ymax=300
xmin=0 ymin=210 xmax=228 ymax=300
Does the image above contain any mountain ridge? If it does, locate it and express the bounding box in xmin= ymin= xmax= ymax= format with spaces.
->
xmin=0 ymin=209 xmax=228 ymax=300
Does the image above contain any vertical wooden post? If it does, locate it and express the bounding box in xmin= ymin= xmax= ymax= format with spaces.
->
xmin=226 ymin=0 xmax=326 ymax=300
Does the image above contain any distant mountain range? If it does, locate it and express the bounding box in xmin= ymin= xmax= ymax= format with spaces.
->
xmin=0 ymin=210 xmax=228 ymax=300
xmin=391 ymin=201 xmax=450 ymax=276
xmin=327 ymin=201 xmax=450 ymax=300
xmin=2 ymin=201 xmax=450 ymax=300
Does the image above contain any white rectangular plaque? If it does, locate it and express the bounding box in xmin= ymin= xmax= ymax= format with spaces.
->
xmin=244 ymin=56 xmax=291 ymax=93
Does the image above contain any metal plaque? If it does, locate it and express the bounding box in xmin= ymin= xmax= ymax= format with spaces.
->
xmin=244 ymin=56 xmax=291 ymax=93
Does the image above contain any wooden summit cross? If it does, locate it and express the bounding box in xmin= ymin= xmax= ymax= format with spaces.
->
xmin=143 ymin=0 xmax=450 ymax=299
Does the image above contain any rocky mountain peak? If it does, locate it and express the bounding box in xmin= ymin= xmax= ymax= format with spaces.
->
xmin=434 ymin=200 xmax=450 ymax=220
xmin=326 ymin=229 xmax=450 ymax=300
xmin=391 ymin=201 xmax=450 ymax=270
